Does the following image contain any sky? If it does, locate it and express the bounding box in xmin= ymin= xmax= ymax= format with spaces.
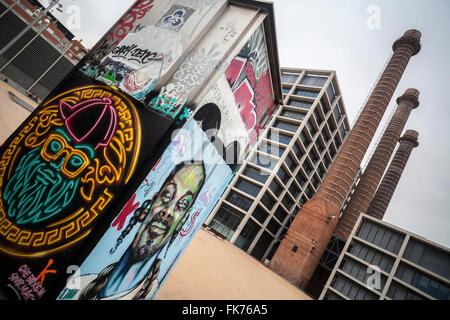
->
xmin=48 ymin=0 xmax=450 ymax=248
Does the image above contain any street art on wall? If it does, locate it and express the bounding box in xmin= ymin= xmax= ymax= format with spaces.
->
xmin=0 ymin=85 xmax=141 ymax=258
xmin=79 ymin=0 xmax=227 ymax=108
xmin=58 ymin=118 xmax=232 ymax=300
xmin=225 ymin=24 xmax=275 ymax=145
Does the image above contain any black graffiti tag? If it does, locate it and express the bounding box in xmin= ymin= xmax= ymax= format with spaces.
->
xmin=111 ymin=44 xmax=158 ymax=65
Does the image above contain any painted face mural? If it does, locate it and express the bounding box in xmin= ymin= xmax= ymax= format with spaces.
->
xmin=0 ymin=86 xmax=140 ymax=257
xmin=131 ymin=163 xmax=205 ymax=262
xmin=57 ymin=118 xmax=232 ymax=300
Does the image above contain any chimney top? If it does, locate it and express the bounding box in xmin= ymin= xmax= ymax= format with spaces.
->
xmin=396 ymin=88 xmax=420 ymax=108
xmin=399 ymin=129 xmax=419 ymax=147
xmin=393 ymin=29 xmax=422 ymax=56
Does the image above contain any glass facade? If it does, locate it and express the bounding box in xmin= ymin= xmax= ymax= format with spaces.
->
xmin=321 ymin=216 xmax=450 ymax=300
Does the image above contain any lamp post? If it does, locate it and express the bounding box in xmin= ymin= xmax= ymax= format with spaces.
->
xmin=0 ymin=0 xmax=60 ymax=56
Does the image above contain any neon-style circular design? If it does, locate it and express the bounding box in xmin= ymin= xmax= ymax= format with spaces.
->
xmin=0 ymin=85 xmax=141 ymax=257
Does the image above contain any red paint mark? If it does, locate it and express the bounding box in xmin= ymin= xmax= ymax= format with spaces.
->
xmin=112 ymin=193 xmax=140 ymax=231
xmin=109 ymin=0 xmax=155 ymax=44
xmin=152 ymin=157 xmax=162 ymax=171
xmin=36 ymin=259 xmax=57 ymax=286
xmin=180 ymin=209 xmax=201 ymax=237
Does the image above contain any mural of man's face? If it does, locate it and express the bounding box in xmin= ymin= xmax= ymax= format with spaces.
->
xmin=130 ymin=163 xmax=205 ymax=263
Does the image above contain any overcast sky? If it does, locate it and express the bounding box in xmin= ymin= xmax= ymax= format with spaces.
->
xmin=50 ymin=0 xmax=450 ymax=248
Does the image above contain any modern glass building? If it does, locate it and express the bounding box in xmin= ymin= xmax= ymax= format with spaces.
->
xmin=320 ymin=214 xmax=450 ymax=300
xmin=205 ymin=68 xmax=351 ymax=262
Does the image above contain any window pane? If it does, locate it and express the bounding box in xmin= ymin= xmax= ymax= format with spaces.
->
xmin=235 ymin=179 xmax=261 ymax=198
xmin=300 ymin=75 xmax=328 ymax=87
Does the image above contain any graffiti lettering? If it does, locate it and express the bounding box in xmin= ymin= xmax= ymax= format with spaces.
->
xmin=8 ymin=264 xmax=46 ymax=300
xmin=111 ymin=44 xmax=158 ymax=65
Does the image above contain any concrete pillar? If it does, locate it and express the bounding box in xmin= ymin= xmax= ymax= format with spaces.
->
xmin=268 ymin=29 xmax=422 ymax=289
xmin=335 ymin=88 xmax=420 ymax=239
xmin=367 ymin=130 xmax=419 ymax=220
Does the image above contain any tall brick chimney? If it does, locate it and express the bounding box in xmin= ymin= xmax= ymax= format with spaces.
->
xmin=335 ymin=88 xmax=420 ymax=240
xmin=269 ymin=30 xmax=422 ymax=289
xmin=366 ymin=130 xmax=419 ymax=220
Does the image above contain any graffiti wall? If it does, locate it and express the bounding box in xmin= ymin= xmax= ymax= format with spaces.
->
xmin=225 ymin=24 xmax=275 ymax=146
xmin=57 ymin=118 xmax=232 ymax=300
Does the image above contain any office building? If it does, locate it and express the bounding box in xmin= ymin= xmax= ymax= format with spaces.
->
xmin=320 ymin=214 xmax=450 ymax=300
xmin=205 ymin=67 xmax=350 ymax=263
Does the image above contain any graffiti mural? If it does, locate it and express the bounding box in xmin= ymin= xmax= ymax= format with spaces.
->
xmin=225 ymin=24 xmax=275 ymax=145
xmin=58 ymin=118 xmax=232 ymax=300
xmin=0 ymin=85 xmax=141 ymax=258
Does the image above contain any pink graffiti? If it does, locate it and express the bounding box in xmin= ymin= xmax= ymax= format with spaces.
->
xmin=112 ymin=193 xmax=140 ymax=231
xmin=225 ymin=56 xmax=274 ymax=144
xmin=59 ymin=97 xmax=118 ymax=151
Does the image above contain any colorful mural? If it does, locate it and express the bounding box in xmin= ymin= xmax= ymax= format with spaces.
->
xmin=0 ymin=86 xmax=141 ymax=259
xmin=58 ymin=118 xmax=232 ymax=300
xmin=225 ymin=24 xmax=275 ymax=145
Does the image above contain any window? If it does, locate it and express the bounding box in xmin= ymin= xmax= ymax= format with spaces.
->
xmin=281 ymin=194 xmax=294 ymax=211
xmin=294 ymin=88 xmax=319 ymax=98
xmin=251 ymin=231 xmax=274 ymax=261
xmin=311 ymin=175 xmax=320 ymax=189
xmin=317 ymin=139 xmax=325 ymax=154
xmin=281 ymin=73 xmax=299 ymax=84
xmin=267 ymin=130 xmax=292 ymax=145
xmin=303 ymin=161 xmax=313 ymax=176
xmin=250 ymin=153 xmax=277 ymax=170
xmin=287 ymin=99 xmax=313 ymax=110
xmin=321 ymin=97 xmax=330 ymax=114
xmin=284 ymin=153 xmax=296 ymax=171
xmin=277 ymin=166 xmax=290 ymax=183
xmin=339 ymin=123 xmax=348 ymax=139
xmin=305 ymin=184 xmax=314 ymax=198
xmin=235 ymin=179 xmax=261 ymax=198
xmin=297 ymin=171 xmax=307 ymax=187
xmin=242 ymin=166 xmax=268 ymax=184
xmin=310 ymin=150 xmax=319 ymax=164
xmin=267 ymin=218 xmax=281 ymax=236
xmin=292 ymin=142 xmax=304 ymax=161
xmin=261 ymin=192 xmax=276 ymax=210
xmin=326 ymin=83 xmax=336 ymax=104
xmin=334 ymin=135 xmax=342 ymax=150
xmin=334 ymin=104 xmax=343 ymax=123
xmin=274 ymin=120 xmax=299 ymax=133
xmin=314 ymin=108 xmax=323 ymax=125
xmin=299 ymin=132 xmax=310 ymax=148
xmin=307 ymin=120 xmax=317 ymax=137
xmin=208 ymin=203 xmax=244 ymax=240
xmin=329 ymin=145 xmax=337 ymax=159
xmin=274 ymin=206 xmax=288 ymax=223
xmin=268 ymin=179 xmax=283 ymax=197
xmin=300 ymin=75 xmax=328 ymax=87
xmin=292 ymin=245 xmax=298 ymax=253
xmin=235 ymin=219 xmax=260 ymax=252
xmin=327 ymin=118 xmax=336 ymax=131
xmin=281 ymin=109 xmax=305 ymax=121
xmin=252 ymin=205 xmax=269 ymax=224
xmin=226 ymin=191 xmax=253 ymax=211
xmin=259 ymin=142 xmax=284 ymax=158
xmin=282 ymin=86 xmax=291 ymax=94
